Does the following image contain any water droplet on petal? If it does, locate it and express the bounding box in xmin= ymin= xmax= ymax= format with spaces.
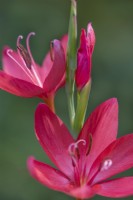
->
xmin=101 ymin=159 xmax=112 ymax=171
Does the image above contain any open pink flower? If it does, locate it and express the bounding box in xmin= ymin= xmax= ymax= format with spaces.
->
xmin=0 ymin=33 xmax=67 ymax=108
xmin=28 ymin=98 xmax=133 ymax=199
xmin=75 ymin=23 xmax=95 ymax=90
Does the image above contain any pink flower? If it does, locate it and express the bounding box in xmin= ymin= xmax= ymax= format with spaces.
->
xmin=0 ymin=33 xmax=67 ymax=108
xmin=27 ymin=98 xmax=133 ymax=199
xmin=75 ymin=23 xmax=95 ymax=90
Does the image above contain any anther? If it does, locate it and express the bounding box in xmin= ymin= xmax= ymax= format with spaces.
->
xmin=71 ymin=157 xmax=76 ymax=167
xmin=86 ymin=134 xmax=93 ymax=156
xmin=101 ymin=159 xmax=112 ymax=171
xmin=50 ymin=41 xmax=54 ymax=61
xmin=17 ymin=44 xmax=32 ymax=69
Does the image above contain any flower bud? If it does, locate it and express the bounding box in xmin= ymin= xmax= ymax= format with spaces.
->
xmin=75 ymin=23 xmax=95 ymax=91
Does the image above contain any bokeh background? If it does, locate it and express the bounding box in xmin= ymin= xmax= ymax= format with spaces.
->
xmin=0 ymin=0 xmax=133 ymax=199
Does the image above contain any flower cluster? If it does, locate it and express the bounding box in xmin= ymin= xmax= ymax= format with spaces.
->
xmin=1 ymin=0 xmax=133 ymax=200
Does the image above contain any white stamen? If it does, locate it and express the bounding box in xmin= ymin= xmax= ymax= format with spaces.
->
xmin=101 ymin=159 xmax=112 ymax=171
xmin=26 ymin=32 xmax=43 ymax=87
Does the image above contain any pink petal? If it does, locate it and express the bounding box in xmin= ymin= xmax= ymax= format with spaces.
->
xmin=0 ymin=71 xmax=44 ymax=97
xmin=78 ymin=98 xmax=118 ymax=172
xmin=52 ymin=35 xmax=68 ymax=91
xmin=87 ymin=23 xmax=96 ymax=54
xmin=75 ymin=29 xmax=91 ymax=90
xmin=50 ymin=35 xmax=68 ymax=92
xmin=2 ymin=46 xmax=30 ymax=82
xmin=43 ymin=40 xmax=66 ymax=94
xmin=41 ymin=52 xmax=53 ymax=82
xmin=42 ymin=35 xmax=68 ymax=68
xmin=41 ymin=52 xmax=65 ymax=93
xmin=96 ymin=177 xmax=133 ymax=198
xmin=89 ymin=133 xmax=133 ymax=184
xmin=27 ymin=157 xmax=72 ymax=193
xmin=35 ymin=103 xmax=74 ymax=178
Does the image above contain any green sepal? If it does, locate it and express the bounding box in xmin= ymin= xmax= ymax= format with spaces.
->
xmin=73 ymin=80 xmax=91 ymax=133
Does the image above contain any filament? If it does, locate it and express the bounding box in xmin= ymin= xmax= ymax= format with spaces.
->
xmin=26 ymin=32 xmax=43 ymax=87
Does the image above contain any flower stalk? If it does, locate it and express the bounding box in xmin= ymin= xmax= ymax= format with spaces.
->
xmin=67 ymin=0 xmax=77 ymax=71
xmin=43 ymin=95 xmax=55 ymax=113
xmin=66 ymin=0 xmax=77 ymax=127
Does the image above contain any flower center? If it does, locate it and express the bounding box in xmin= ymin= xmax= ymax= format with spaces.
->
xmin=68 ymin=139 xmax=87 ymax=186
xmin=68 ymin=136 xmax=94 ymax=186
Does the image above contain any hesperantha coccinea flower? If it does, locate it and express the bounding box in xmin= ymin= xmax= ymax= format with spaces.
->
xmin=27 ymin=98 xmax=133 ymax=199
xmin=0 ymin=33 xmax=67 ymax=111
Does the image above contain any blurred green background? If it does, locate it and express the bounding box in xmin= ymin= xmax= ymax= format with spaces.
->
xmin=0 ymin=0 xmax=133 ymax=199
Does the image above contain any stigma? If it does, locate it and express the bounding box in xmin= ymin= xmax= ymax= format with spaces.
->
xmin=68 ymin=139 xmax=86 ymax=167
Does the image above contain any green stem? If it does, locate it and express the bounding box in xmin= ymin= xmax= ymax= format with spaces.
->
xmin=43 ymin=95 xmax=55 ymax=113
xmin=67 ymin=0 xmax=77 ymax=71
xmin=66 ymin=0 xmax=77 ymax=128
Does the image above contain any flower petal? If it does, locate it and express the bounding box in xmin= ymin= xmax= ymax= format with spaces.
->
xmin=52 ymin=35 xmax=68 ymax=91
xmin=96 ymin=177 xmax=133 ymax=198
xmin=87 ymin=23 xmax=96 ymax=54
xmin=35 ymin=103 xmax=74 ymax=177
xmin=27 ymin=157 xmax=72 ymax=193
xmin=0 ymin=71 xmax=44 ymax=97
xmin=43 ymin=40 xmax=66 ymax=94
xmin=41 ymin=53 xmax=53 ymax=82
xmin=78 ymin=98 xmax=118 ymax=177
xmin=89 ymin=133 xmax=133 ymax=184
xmin=2 ymin=46 xmax=30 ymax=81
xmin=75 ymin=29 xmax=91 ymax=90
xmin=78 ymin=98 xmax=118 ymax=161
